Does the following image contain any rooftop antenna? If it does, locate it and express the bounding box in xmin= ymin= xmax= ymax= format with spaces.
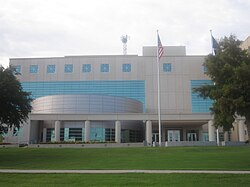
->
xmin=120 ymin=35 xmax=130 ymax=55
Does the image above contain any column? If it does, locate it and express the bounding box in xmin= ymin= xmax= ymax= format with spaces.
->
xmin=146 ymin=120 xmax=152 ymax=145
xmin=8 ymin=126 xmax=14 ymax=136
xmin=224 ymin=131 xmax=229 ymax=142
xmin=115 ymin=121 xmax=121 ymax=143
xmin=238 ymin=120 xmax=245 ymax=142
xmin=183 ymin=128 xmax=187 ymax=141
xmin=231 ymin=120 xmax=239 ymax=141
xmin=54 ymin=121 xmax=61 ymax=142
xmin=43 ymin=128 xmax=47 ymax=143
xmin=84 ymin=120 xmax=90 ymax=142
xmin=198 ymin=127 xmax=203 ymax=141
xmin=216 ymin=128 xmax=220 ymax=146
xmin=208 ymin=120 xmax=216 ymax=141
xmin=162 ymin=128 xmax=166 ymax=142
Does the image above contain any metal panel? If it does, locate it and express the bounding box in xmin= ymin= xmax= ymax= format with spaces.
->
xmin=32 ymin=95 xmax=143 ymax=114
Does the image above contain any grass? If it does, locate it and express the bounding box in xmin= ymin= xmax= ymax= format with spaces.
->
xmin=0 ymin=173 xmax=250 ymax=187
xmin=0 ymin=146 xmax=250 ymax=170
xmin=1 ymin=146 xmax=250 ymax=186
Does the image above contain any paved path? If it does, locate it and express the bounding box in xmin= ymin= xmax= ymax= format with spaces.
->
xmin=0 ymin=169 xmax=250 ymax=174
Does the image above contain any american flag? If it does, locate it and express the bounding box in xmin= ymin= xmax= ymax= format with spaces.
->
xmin=157 ymin=33 xmax=164 ymax=59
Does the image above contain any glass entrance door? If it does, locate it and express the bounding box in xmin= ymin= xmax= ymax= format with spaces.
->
xmin=187 ymin=133 xmax=197 ymax=141
xmin=168 ymin=130 xmax=180 ymax=142
xmin=152 ymin=133 xmax=159 ymax=142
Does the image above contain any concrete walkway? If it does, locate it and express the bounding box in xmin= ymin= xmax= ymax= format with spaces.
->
xmin=0 ymin=169 xmax=250 ymax=174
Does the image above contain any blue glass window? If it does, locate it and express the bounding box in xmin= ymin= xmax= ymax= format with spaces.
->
xmin=82 ymin=64 xmax=91 ymax=73
xmin=122 ymin=64 xmax=131 ymax=72
xmin=64 ymin=64 xmax=73 ymax=73
xmin=30 ymin=65 xmax=38 ymax=73
xmin=21 ymin=80 xmax=146 ymax=110
xmin=101 ymin=64 xmax=109 ymax=72
xmin=47 ymin=65 xmax=56 ymax=73
xmin=163 ymin=63 xmax=172 ymax=72
xmin=191 ymin=80 xmax=213 ymax=113
xmin=13 ymin=65 xmax=21 ymax=74
xmin=203 ymin=66 xmax=208 ymax=73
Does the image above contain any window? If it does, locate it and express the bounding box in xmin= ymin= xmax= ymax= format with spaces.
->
xmin=122 ymin=64 xmax=131 ymax=72
xmin=64 ymin=64 xmax=73 ymax=73
xmin=203 ymin=66 xmax=208 ymax=73
xmin=30 ymin=65 xmax=38 ymax=73
xmin=163 ymin=63 xmax=172 ymax=72
xmin=82 ymin=64 xmax=91 ymax=72
xmin=47 ymin=65 xmax=56 ymax=73
xmin=105 ymin=128 xmax=115 ymax=141
xmin=13 ymin=65 xmax=21 ymax=74
xmin=190 ymin=80 xmax=213 ymax=112
xmin=100 ymin=64 xmax=109 ymax=72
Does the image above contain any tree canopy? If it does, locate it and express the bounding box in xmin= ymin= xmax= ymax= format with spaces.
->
xmin=194 ymin=35 xmax=250 ymax=130
xmin=0 ymin=66 xmax=33 ymax=129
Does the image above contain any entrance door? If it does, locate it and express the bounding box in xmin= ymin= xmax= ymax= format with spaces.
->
xmin=152 ymin=133 xmax=159 ymax=142
xmin=168 ymin=130 xmax=180 ymax=142
xmin=187 ymin=133 xmax=197 ymax=141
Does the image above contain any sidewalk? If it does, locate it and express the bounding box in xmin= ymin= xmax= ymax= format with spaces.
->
xmin=0 ymin=169 xmax=250 ymax=174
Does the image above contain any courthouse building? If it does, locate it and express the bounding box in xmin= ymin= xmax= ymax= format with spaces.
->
xmin=4 ymin=45 xmax=249 ymax=145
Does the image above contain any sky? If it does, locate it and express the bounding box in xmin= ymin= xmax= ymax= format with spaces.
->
xmin=1 ymin=0 xmax=250 ymax=67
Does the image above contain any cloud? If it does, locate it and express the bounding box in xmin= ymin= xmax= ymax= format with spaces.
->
xmin=0 ymin=0 xmax=249 ymax=67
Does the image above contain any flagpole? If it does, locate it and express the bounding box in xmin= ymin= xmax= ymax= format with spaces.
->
xmin=157 ymin=30 xmax=162 ymax=146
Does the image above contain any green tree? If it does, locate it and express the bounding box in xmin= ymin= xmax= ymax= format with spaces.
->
xmin=0 ymin=66 xmax=32 ymax=129
xmin=194 ymin=35 xmax=250 ymax=130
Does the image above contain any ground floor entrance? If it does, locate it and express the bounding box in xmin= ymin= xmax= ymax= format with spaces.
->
xmin=187 ymin=133 xmax=197 ymax=141
xmin=2 ymin=113 xmax=249 ymax=145
xmin=167 ymin=130 xmax=180 ymax=142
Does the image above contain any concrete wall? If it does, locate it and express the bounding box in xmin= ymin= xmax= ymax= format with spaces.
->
xmin=10 ymin=49 xmax=207 ymax=114
xmin=165 ymin=141 xmax=217 ymax=147
xmin=240 ymin=36 xmax=250 ymax=51
xmin=142 ymin=46 xmax=186 ymax=56
xmin=28 ymin=142 xmax=144 ymax=148
xmin=29 ymin=120 xmax=40 ymax=144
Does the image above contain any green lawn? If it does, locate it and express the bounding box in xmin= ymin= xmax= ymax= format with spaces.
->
xmin=0 ymin=146 xmax=250 ymax=170
xmin=0 ymin=173 xmax=250 ymax=187
xmin=1 ymin=146 xmax=250 ymax=186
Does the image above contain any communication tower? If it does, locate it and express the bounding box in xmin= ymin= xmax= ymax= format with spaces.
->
xmin=120 ymin=35 xmax=129 ymax=55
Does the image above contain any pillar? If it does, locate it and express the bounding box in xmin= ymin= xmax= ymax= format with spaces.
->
xmin=216 ymin=128 xmax=220 ymax=146
xmin=54 ymin=121 xmax=61 ymax=142
xmin=208 ymin=120 xmax=216 ymax=141
xmin=43 ymin=128 xmax=47 ymax=143
xmin=183 ymin=128 xmax=187 ymax=141
xmin=84 ymin=120 xmax=90 ymax=142
xmin=224 ymin=131 xmax=229 ymax=142
xmin=231 ymin=120 xmax=239 ymax=141
xmin=162 ymin=128 xmax=166 ymax=142
xmin=115 ymin=121 xmax=121 ymax=143
xmin=238 ymin=120 xmax=245 ymax=142
xmin=146 ymin=120 xmax=152 ymax=145
xmin=198 ymin=126 xmax=203 ymax=141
